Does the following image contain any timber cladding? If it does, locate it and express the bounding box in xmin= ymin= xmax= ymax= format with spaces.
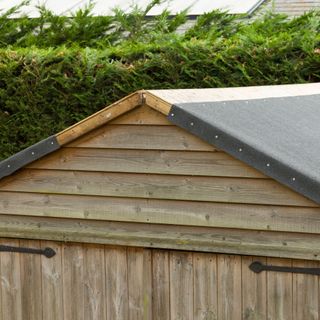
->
xmin=0 ymin=102 xmax=320 ymax=260
xmin=0 ymin=238 xmax=319 ymax=320
xmin=0 ymin=84 xmax=320 ymax=320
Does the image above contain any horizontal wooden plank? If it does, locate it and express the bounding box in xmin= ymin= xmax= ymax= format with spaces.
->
xmin=0 ymin=169 xmax=315 ymax=207
xmin=1 ymin=192 xmax=320 ymax=233
xmin=67 ymin=125 xmax=216 ymax=151
xmin=110 ymin=104 xmax=173 ymax=125
xmin=56 ymin=92 xmax=142 ymax=146
xmin=27 ymin=148 xmax=264 ymax=178
xmin=0 ymin=214 xmax=320 ymax=261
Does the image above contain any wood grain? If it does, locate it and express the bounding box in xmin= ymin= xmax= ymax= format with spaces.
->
xmin=1 ymin=169 xmax=314 ymax=207
xmin=0 ymin=214 xmax=320 ymax=261
xmin=110 ymin=104 xmax=173 ymax=125
xmin=152 ymin=250 xmax=170 ymax=320
xmin=292 ymin=259 xmax=319 ymax=320
xmin=217 ymin=254 xmax=242 ymax=320
xmin=1 ymin=192 xmax=320 ymax=233
xmin=170 ymin=251 xmax=194 ymax=320
xmin=20 ymin=239 xmax=42 ymax=320
xmin=266 ymin=258 xmax=293 ymax=320
xmin=41 ymin=240 xmax=63 ymax=320
xmin=84 ymin=244 xmax=106 ymax=320
xmin=241 ymin=256 xmax=267 ymax=320
xmin=67 ymin=125 xmax=216 ymax=151
xmin=56 ymin=92 xmax=142 ymax=145
xmin=105 ymin=246 xmax=128 ymax=320
xmin=193 ymin=252 xmax=218 ymax=320
xmin=28 ymin=148 xmax=264 ymax=178
xmin=63 ymin=243 xmax=84 ymax=320
xmin=0 ymin=239 xmax=22 ymax=320
xmin=127 ymin=248 xmax=152 ymax=320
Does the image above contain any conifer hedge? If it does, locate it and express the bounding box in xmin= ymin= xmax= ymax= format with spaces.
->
xmin=0 ymin=1 xmax=319 ymax=159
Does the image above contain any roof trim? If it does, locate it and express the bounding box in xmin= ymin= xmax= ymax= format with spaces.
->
xmin=0 ymin=91 xmax=144 ymax=180
xmin=168 ymin=95 xmax=320 ymax=205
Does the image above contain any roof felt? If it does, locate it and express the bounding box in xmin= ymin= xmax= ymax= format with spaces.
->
xmin=168 ymin=94 xmax=320 ymax=204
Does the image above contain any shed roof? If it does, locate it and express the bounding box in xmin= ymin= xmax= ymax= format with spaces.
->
xmin=1 ymin=83 xmax=320 ymax=204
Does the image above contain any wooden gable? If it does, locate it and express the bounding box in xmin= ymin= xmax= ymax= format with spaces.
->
xmin=0 ymin=102 xmax=319 ymax=261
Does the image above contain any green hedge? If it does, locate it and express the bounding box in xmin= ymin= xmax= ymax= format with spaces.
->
xmin=0 ymin=3 xmax=320 ymax=159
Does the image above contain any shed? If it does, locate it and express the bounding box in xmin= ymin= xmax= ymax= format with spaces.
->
xmin=0 ymin=83 xmax=320 ymax=320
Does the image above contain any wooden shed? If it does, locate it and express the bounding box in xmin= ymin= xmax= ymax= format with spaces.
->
xmin=0 ymin=83 xmax=320 ymax=320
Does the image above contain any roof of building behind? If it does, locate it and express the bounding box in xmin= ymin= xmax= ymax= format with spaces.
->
xmin=0 ymin=0 xmax=265 ymax=17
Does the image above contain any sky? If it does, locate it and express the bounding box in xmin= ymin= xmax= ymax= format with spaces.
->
xmin=0 ymin=0 xmax=264 ymax=17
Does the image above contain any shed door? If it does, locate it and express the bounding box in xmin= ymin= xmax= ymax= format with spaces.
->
xmin=0 ymin=238 xmax=319 ymax=320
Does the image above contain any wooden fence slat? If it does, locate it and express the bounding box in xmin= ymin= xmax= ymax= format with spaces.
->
xmin=0 ymin=239 xmax=22 ymax=320
xmin=62 ymin=243 xmax=84 ymax=320
xmin=105 ymin=246 xmax=128 ymax=320
xmin=67 ymin=125 xmax=216 ymax=151
xmin=241 ymin=256 xmax=267 ymax=320
xmin=292 ymin=259 xmax=319 ymax=320
xmin=152 ymin=250 xmax=170 ymax=320
xmin=28 ymin=148 xmax=264 ymax=179
xmin=20 ymin=239 xmax=42 ymax=320
xmin=193 ymin=252 xmax=218 ymax=320
xmin=84 ymin=244 xmax=106 ymax=320
xmin=41 ymin=240 xmax=64 ymax=320
xmin=266 ymin=258 xmax=293 ymax=320
xmin=169 ymin=251 xmax=193 ymax=320
xmin=1 ymin=192 xmax=320 ymax=234
xmin=127 ymin=248 xmax=152 ymax=320
xmin=217 ymin=254 xmax=242 ymax=320
xmin=2 ymin=169 xmax=315 ymax=207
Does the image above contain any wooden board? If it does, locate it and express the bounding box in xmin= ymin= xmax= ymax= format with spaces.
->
xmin=62 ymin=243 xmax=84 ymax=320
xmin=56 ymin=92 xmax=142 ymax=145
xmin=105 ymin=246 xmax=128 ymax=320
xmin=1 ymin=169 xmax=314 ymax=207
xmin=127 ymin=248 xmax=152 ymax=320
xmin=169 ymin=251 xmax=194 ymax=320
xmin=1 ymin=213 xmax=320 ymax=260
xmin=152 ymin=250 xmax=170 ymax=320
xmin=241 ymin=256 xmax=267 ymax=320
xmin=1 ymin=192 xmax=320 ymax=234
xmin=292 ymin=259 xmax=319 ymax=320
xmin=0 ymin=239 xmax=320 ymax=320
xmin=0 ymin=239 xmax=22 ymax=320
xmin=193 ymin=252 xmax=218 ymax=320
xmin=20 ymin=239 xmax=42 ymax=320
xmin=110 ymin=104 xmax=173 ymax=125
xmin=266 ymin=258 xmax=293 ymax=320
xmin=84 ymin=244 xmax=106 ymax=320
xmin=217 ymin=254 xmax=242 ymax=320
xmin=41 ymin=240 xmax=64 ymax=320
xmin=28 ymin=148 xmax=264 ymax=178
xmin=67 ymin=125 xmax=216 ymax=151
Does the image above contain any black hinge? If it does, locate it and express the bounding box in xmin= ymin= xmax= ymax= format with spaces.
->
xmin=0 ymin=245 xmax=56 ymax=258
xmin=250 ymin=261 xmax=320 ymax=275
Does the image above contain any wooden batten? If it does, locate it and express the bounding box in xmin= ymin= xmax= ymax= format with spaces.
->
xmin=0 ymin=214 xmax=320 ymax=261
xmin=56 ymin=91 xmax=143 ymax=146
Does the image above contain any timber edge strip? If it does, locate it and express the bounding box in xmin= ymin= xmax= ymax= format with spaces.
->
xmin=0 ymin=91 xmax=151 ymax=180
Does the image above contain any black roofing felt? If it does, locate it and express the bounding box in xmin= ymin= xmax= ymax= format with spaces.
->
xmin=0 ymin=135 xmax=60 ymax=180
xmin=168 ymin=94 xmax=320 ymax=204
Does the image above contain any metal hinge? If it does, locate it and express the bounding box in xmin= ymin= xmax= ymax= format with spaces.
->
xmin=250 ymin=261 xmax=320 ymax=275
xmin=0 ymin=245 xmax=56 ymax=258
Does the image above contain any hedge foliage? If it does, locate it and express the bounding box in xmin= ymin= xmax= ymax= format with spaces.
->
xmin=0 ymin=1 xmax=320 ymax=159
